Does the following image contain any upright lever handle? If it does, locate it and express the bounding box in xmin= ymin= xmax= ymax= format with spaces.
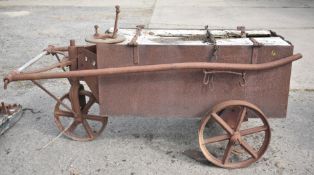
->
xmin=92 ymin=5 xmax=121 ymax=40
xmin=112 ymin=5 xmax=120 ymax=38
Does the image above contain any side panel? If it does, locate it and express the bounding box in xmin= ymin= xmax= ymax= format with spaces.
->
xmin=97 ymin=44 xmax=250 ymax=118
xmin=245 ymin=45 xmax=293 ymax=118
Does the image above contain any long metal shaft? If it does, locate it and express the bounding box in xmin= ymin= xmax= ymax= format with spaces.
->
xmin=17 ymin=51 xmax=48 ymax=72
xmin=112 ymin=5 xmax=120 ymax=38
xmin=31 ymin=80 xmax=75 ymax=114
xmin=6 ymin=53 xmax=301 ymax=82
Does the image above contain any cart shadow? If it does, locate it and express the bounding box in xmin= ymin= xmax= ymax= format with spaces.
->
xmin=182 ymin=149 xmax=212 ymax=166
xmin=99 ymin=117 xmax=216 ymax=166
xmin=36 ymin=114 xmax=217 ymax=166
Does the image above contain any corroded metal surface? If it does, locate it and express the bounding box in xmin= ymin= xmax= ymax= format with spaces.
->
xmin=0 ymin=102 xmax=22 ymax=135
xmin=4 ymin=53 xmax=301 ymax=82
xmin=54 ymin=91 xmax=108 ymax=141
xmin=85 ymin=5 xmax=126 ymax=44
xmin=198 ymin=100 xmax=271 ymax=168
xmin=97 ymin=44 xmax=298 ymax=118
xmin=1 ymin=5 xmax=302 ymax=169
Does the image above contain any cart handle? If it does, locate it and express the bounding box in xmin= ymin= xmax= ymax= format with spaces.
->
xmin=4 ymin=53 xmax=302 ymax=88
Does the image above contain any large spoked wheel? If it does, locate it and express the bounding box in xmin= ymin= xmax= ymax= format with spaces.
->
xmin=54 ymin=90 xmax=108 ymax=141
xmin=198 ymin=100 xmax=271 ymax=168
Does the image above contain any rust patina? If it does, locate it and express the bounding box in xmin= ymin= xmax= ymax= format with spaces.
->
xmin=3 ymin=6 xmax=302 ymax=169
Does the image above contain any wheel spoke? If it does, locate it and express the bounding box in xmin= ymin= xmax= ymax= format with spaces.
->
xmin=203 ymin=134 xmax=230 ymax=144
xmin=67 ymin=121 xmax=79 ymax=133
xmin=211 ymin=113 xmax=234 ymax=135
xmin=239 ymin=140 xmax=258 ymax=159
xmin=82 ymin=119 xmax=94 ymax=139
xmin=222 ymin=140 xmax=234 ymax=164
xmin=83 ymin=114 xmax=107 ymax=122
xmin=59 ymin=97 xmax=73 ymax=112
xmin=55 ymin=110 xmax=74 ymax=118
xmin=235 ymin=107 xmax=246 ymax=131
xmin=82 ymin=96 xmax=96 ymax=114
xmin=240 ymin=125 xmax=268 ymax=136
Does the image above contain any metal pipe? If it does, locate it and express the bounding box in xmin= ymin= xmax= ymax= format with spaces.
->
xmin=23 ymin=60 xmax=72 ymax=74
xmin=17 ymin=51 xmax=48 ymax=72
xmin=6 ymin=53 xmax=302 ymax=82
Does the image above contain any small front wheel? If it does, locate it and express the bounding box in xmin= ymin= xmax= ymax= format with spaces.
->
xmin=54 ymin=90 xmax=108 ymax=141
xmin=198 ymin=100 xmax=271 ymax=168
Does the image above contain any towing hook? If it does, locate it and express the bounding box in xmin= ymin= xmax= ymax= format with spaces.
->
xmin=3 ymin=70 xmax=18 ymax=90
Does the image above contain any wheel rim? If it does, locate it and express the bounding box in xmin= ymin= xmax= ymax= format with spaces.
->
xmin=198 ymin=100 xmax=271 ymax=168
xmin=54 ymin=90 xmax=108 ymax=141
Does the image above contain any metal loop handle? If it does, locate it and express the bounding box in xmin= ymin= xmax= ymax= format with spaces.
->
xmin=203 ymin=70 xmax=246 ymax=88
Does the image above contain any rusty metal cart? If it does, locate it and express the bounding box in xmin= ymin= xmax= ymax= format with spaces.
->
xmin=3 ymin=6 xmax=302 ymax=169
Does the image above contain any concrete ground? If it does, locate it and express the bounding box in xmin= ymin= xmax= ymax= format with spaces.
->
xmin=0 ymin=0 xmax=313 ymax=174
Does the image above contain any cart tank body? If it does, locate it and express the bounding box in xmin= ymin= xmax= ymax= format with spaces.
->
xmin=96 ymin=29 xmax=293 ymax=118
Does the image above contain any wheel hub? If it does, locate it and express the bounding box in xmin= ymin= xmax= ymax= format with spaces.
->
xmin=75 ymin=116 xmax=83 ymax=122
xmin=230 ymin=131 xmax=241 ymax=144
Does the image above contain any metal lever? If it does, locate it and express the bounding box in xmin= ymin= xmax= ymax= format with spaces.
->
xmin=112 ymin=5 xmax=120 ymax=38
xmin=92 ymin=5 xmax=121 ymax=40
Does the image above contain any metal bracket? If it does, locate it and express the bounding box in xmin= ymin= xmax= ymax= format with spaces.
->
xmin=128 ymin=25 xmax=144 ymax=64
xmin=205 ymin=25 xmax=218 ymax=61
xmin=237 ymin=26 xmax=246 ymax=38
xmin=250 ymin=38 xmax=264 ymax=64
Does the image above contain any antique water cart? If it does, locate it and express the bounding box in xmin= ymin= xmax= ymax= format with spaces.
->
xmin=3 ymin=6 xmax=302 ymax=169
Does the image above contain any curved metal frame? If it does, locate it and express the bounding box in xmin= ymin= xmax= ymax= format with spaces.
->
xmin=3 ymin=52 xmax=302 ymax=84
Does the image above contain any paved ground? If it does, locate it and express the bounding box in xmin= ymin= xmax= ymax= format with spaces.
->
xmin=0 ymin=0 xmax=313 ymax=174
